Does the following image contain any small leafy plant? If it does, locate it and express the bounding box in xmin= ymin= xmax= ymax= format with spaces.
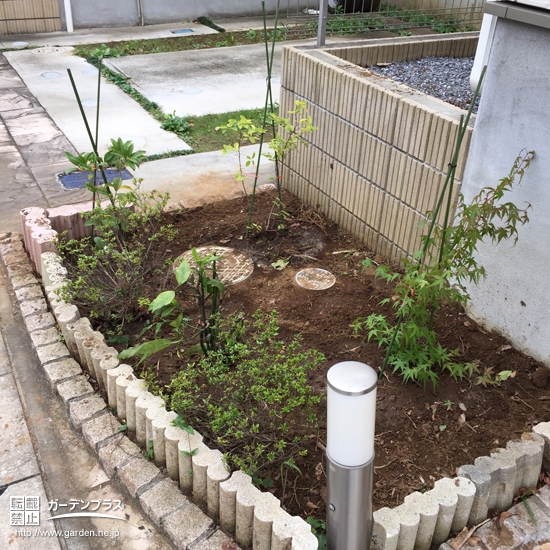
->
xmin=163 ymin=310 xmax=325 ymax=478
xmin=354 ymin=150 xmax=534 ymax=387
xmin=306 ymin=517 xmax=327 ymax=550
xmin=161 ymin=111 xmax=191 ymax=140
xmin=119 ymin=248 xmax=225 ymax=364
xmin=220 ymin=100 xmax=317 ymax=234
xmin=57 ymin=176 xmax=176 ymax=328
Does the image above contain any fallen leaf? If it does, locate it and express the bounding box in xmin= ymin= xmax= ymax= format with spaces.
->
xmin=450 ymin=526 xmax=476 ymax=549
xmin=535 ymin=544 xmax=550 ymax=550
xmin=498 ymin=511 xmax=513 ymax=530
xmin=468 ymin=536 xmax=481 ymax=546
xmin=306 ymin=501 xmax=318 ymax=509
xmin=500 ymin=345 xmax=512 ymax=351
xmin=458 ymin=413 xmax=466 ymax=425
xmin=459 ymin=402 xmax=467 ymax=411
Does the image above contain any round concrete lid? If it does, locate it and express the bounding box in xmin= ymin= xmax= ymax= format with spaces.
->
xmin=31 ymin=47 xmax=73 ymax=54
xmin=295 ymin=268 xmax=336 ymax=290
xmin=175 ymin=246 xmax=253 ymax=286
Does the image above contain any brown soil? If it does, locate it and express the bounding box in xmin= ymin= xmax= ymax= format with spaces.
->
xmin=109 ymin=189 xmax=549 ymax=520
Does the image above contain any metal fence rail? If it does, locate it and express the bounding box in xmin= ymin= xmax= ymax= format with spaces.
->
xmin=283 ymin=0 xmax=484 ymax=39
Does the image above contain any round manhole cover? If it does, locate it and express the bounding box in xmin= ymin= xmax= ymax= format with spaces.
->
xmin=295 ymin=268 xmax=336 ymax=290
xmin=175 ymin=246 xmax=253 ymax=286
xmin=31 ymin=47 xmax=73 ymax=54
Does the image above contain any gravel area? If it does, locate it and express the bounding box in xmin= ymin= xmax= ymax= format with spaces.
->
xmin=370 ymin=56 xmax=480 ymax=113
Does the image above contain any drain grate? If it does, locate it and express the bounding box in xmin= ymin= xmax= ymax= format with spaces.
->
xmin=171 ymin=29 xmax=194 ymax=35
xmin=58 ymin=168 xmax=133 ymax=190
xmin=175 ymin=246 xmax=254 ymax=286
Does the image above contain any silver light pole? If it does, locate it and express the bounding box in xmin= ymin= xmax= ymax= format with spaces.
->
xmin=326 ymin=361 xmax=378 ymax=550
xmin=317 ymin=0 xmax=329 ymax=48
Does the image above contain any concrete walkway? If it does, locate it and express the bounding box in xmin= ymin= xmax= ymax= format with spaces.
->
xmin=0 ymin=255 xmax=174 ymax=550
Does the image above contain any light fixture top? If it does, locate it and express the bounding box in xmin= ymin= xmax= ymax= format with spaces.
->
xmin=327 ymin=361 xmax=378 ymax=396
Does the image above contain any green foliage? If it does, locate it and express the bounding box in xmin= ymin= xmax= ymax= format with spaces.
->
xmin=196 ymin=16 xmax=226 ymax=33
xmin=306 ymin=3 xmax=468 ymax=37
xmin=475 ymin=367 xmax=515 ymax=387
xmin=354 ymin=150 xmax=534 ymax=387
xmin=144 ymin=440 xmax=154 ymax=460
xmin=306 ymin=517 xmax=327 ymax=550
xmin=119 ymin=249 xmax=224 ymax=364
xmin=165 ymin=310 xmax=324 ymax=477
xmin=220 ymin=100 xmax=316 ymax=234
xmin=87 ymin=43 xmax=120 ymax=64
xmin=99 ymin=66 xmax=162 ymax=115
xmin=220 ymin=115 xmax=265 ymax=192
xmin=161 ymin=111 xmax=191 ymax=140
xmin=263 ymin=100 xmax=317 ymax=168
xmin=57 ymin=172 xmax=176 ymax=328
xmin=65 ymin=137 xmax=147 ymax=234
xmin=72 ymin=29 xmax=286 ymax=60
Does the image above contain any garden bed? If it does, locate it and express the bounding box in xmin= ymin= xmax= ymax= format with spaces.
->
xmin=66 ymin=188 xmax=549 ymax=523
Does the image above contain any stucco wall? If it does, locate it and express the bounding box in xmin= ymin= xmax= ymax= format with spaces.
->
xmin=70 ymin=0 xmax=309 ymax=29
xmin=461 ymin=18 xmax=550 ymax=365
xmin=71 ymin=0 xmax=138 ymax=28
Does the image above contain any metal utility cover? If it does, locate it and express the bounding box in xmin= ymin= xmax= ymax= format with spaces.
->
xmin=175 ymin=246 xmax=254 ymax=286
xmin=59 ymin=168 xmax=133 ymax=190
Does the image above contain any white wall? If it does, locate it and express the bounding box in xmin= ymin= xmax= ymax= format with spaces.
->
xmin=71 ymin=0 xmax=310 ymax=29
xmin=461 ymin=17 xmax=550 ymax=365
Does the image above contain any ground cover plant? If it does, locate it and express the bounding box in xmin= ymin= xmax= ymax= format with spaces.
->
xmin=72 ymin=29 xmax=286 ymax=60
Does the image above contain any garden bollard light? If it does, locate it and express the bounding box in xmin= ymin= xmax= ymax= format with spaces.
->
xmin=326 ymin=361 xmax=377 ymax=550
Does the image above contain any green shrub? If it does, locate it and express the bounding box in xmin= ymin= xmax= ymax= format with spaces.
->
xmin=58 ymin=180 xmax=176 ymax=329
xmin=165 ymin=310 xmax=325 ymax=477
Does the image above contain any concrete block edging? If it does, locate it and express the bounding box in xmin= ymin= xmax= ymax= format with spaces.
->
xmin=7 ymin=200 xmax=550 ymax=549
xmin=3 ymin=224 xmax=319 ymax=550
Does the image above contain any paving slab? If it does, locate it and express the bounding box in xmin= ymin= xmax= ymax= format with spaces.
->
xmin=0 ymin=20 xmax=220 ymax=49
xmin=4 ymin=48 xmax=190 ymax=156
xmin=0 ymin=475 xmax=62 ymax=550
xmin=106 ymin=42 xmax=283 ymax=117
xmin=134 ymin=144 xmax=275 ymax=207
xmin=0 ymin=372 xmax=40 ymax=486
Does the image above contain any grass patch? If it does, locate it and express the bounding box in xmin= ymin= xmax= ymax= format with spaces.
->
xmin=187 ymin=107 xmax=277 ymax=154
xmin=86 ymin=53 xmax=276 ymax=156
xmin=73 ymin=29 xmax=286 ymax=59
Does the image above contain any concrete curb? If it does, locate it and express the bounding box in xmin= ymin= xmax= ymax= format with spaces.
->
xmin=0 ymin=231 xmax=318 ymax=550
xmin=372 ymin=431 xmax=545 ymax=550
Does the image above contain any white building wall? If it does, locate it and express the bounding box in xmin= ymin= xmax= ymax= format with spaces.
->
xmin=461 ymin=17 xmax=550 ymax=365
